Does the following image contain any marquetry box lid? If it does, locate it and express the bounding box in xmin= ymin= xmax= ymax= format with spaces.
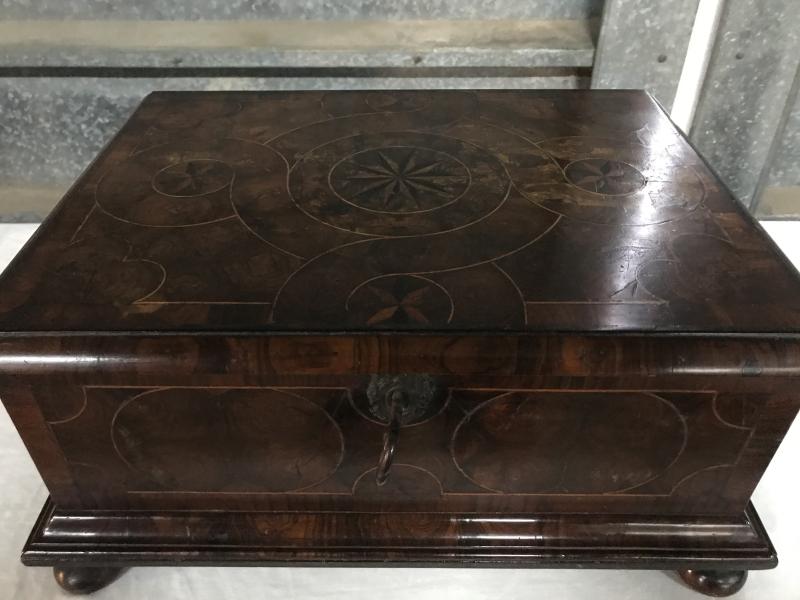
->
xmin=2 ymin=90 xmax=800 ymax=336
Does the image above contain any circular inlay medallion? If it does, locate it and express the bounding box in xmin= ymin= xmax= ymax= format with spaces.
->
xmin=97 ymin=140 xmax=283 ymax=227
xmin=330 ymin=146 xmax=470 ymax=214
xmin=564 ymin=158 xmax=646 ymax=195
xmin=152 ymin=159 xmax=234 ymax=197
xmin=288 ymin=131 xmax=509 ymax=237
xmin=516 ymin=137 xmax=705 ymax=226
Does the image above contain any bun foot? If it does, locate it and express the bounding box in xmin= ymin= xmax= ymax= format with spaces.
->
xmin=53 ymin=565 xmax=127 ymax=594
xmin=678 ymin=569 xmax=748 ymax=597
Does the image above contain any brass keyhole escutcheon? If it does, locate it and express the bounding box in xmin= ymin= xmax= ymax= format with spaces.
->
xmin=365 ymin=375 xmax=442 ymax=486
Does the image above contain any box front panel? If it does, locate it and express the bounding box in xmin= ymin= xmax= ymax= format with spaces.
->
xmin=28 ymin=379 xmax=777 ymax=516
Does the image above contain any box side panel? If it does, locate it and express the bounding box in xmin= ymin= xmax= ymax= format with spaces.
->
xmin=0 ymin=385 xmax=82 ymax=505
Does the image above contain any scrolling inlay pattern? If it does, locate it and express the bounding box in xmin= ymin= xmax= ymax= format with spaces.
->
xmin=2 ymin=90 xmax=800 ymax=332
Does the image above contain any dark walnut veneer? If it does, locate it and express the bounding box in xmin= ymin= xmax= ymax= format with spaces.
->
xmin=2 ymin=90 xmax=800 ymax=596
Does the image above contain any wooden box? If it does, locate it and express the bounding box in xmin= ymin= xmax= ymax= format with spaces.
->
xmin=1 ymin=90 xmax=799 ymax=596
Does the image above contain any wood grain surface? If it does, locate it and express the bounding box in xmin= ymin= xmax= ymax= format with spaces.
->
xmin=1 ymin=90 xmax=799 ymax=333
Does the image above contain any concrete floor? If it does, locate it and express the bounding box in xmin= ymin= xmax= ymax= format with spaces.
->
xmin=0 ymin=221 xmax=799 ymax=599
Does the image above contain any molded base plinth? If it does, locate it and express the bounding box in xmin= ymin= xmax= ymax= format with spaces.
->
xmin=23 ymin=498 xmax=775 ymax=595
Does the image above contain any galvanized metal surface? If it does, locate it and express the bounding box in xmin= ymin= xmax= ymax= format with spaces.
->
xmin=0 ymin=73 xmax=590 ymax=222
xmin=591 ymin=0 xmax=700 ymax=109
xmin=753 ymin=65 xmax=800 ymax=217
xmin=0 ymin=0 xmax=603 ymax=20
xmin=690 ymin=0 xmax=800 ymax=207
xmin=0 ymin=19 xmax=596 ymax=69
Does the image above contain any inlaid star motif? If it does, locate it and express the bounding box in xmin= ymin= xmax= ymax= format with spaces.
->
xmin=565 ymin=158 xmax=646 ymax=196
xmin=334 ymin=147 xmax=469 ymax=212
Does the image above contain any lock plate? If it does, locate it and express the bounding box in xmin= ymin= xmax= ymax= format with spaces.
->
xmin=364 ymin=374 xmax=442 ymax=425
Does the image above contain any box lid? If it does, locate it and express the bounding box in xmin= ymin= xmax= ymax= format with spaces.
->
xmin=2 ymin=90 xmax=800 ymax=335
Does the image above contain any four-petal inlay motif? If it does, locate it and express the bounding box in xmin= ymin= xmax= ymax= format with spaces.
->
xmin=346 ymin=275 xmax=453 ymax=327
